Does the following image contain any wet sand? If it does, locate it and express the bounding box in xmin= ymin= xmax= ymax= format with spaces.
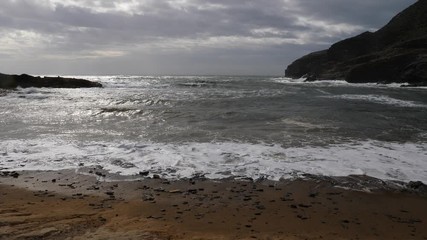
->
xmin=0 ymin=169 xmax=426 ymax=239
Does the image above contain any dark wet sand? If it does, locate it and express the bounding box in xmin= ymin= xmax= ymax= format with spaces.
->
xmin=0 ymin=170 xmax=426 ymax=239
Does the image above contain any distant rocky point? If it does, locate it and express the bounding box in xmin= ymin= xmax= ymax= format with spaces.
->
xmin=285 ymin=0 xmax=427 ymax=86
xmin=0 ymin=73 xmax=102 ymax=89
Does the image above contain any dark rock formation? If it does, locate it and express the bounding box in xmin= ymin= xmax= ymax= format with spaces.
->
xmin=285 ymin=0 xmax=427 ymax=86
xmin=0 ymin=73 xmax=102 ymax=89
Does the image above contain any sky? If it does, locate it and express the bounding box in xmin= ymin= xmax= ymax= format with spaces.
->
xmin=0 ymin=0 xmax=417 ymax=76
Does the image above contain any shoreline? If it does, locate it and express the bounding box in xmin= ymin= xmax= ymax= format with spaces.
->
xmin=1 ymin=170 xmax=426 ymax=239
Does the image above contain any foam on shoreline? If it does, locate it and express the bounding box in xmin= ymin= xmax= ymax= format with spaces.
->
xmin=1 ymin=138 xmax=426 ymax=183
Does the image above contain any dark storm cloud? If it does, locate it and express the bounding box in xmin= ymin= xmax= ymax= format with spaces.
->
xmin=0 ymin=0 xmax=417 ymax=75
xmin=293 ymin=0 xmax=416 ymax=28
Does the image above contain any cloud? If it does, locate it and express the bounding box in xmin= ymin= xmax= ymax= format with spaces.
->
xmin=0 ymin=0 xmax=417 ymax=75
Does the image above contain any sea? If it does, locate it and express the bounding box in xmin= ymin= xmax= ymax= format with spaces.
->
xmin=1 ymin=76 xmax=426 ymax=183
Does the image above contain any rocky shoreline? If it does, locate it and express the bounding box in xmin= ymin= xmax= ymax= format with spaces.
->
xmin=285 ymin=0 xmax=427 ymax=86
xmin=0 ymin=169 xmax=426 ymax=239
xmin=0 ymin=73 xmax=102 ymax=89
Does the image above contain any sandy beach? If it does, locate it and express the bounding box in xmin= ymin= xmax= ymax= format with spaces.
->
xmin=0 ymin=169 xmax=426 ymax=240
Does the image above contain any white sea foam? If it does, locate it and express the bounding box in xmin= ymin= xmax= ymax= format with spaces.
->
xmin=270 ymin=77 xmax=427 ymax=89
xmin=1 ymin=138 xmax=426 ymax=183
xmin=326 ymin=94 xmax=427 ymax=108
xmin=270 ymin=77 xmax=308 ymax=84
xmin=271 ymin=77 xmax=357 ymax=86
xmin=280 ymin=118 xmax=335 ymax=129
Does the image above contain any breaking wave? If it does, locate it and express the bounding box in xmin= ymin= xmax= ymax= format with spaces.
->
xmin=325 ymin=94 xmax=427 ymax=108
xmin=1 ymin=138 xmax=426 ymax=183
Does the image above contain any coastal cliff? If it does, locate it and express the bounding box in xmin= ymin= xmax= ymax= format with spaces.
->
xmin=0 ymin=73 xmax=102 ymax=89
xmin=285 ymin=0 xmax=427 ymax=85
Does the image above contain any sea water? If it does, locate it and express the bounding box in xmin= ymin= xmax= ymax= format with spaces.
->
xmin=0 ymin=76 xmax=426 ymax=182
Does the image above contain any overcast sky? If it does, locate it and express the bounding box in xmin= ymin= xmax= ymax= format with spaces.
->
xmin=0 ymin=0 xmax=417 ymax=75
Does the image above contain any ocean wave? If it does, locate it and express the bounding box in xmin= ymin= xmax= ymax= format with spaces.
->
xmin=4 ymin=88 xmax=57 ymax=100
xmin=95 ymin=107 xmax=143 ymax=116
xmin=269 ymin=77 xmax=425 ymax=89
xmin=176 ymin=80 xmax=219 ymax=88
xmin=1 ymin=138 xmax=426 ymax=183
xmin=325 ymin=94 xmax=427 ymax=108
xmin=271 ymin=77 xmax=349 ymax=86
xmin=279 ymin=118 xmax=337 ymax=130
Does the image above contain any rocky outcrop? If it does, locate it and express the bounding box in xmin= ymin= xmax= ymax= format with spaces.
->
xmin=285 ymin=0 xmax=427 ymax=86
xmin=0 ymin=73 xmax=102 ymax=89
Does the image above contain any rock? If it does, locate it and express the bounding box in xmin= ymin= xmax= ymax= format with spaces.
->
xmin=154 ymin=187 xmax=165 ymax=192
xmin=138 ymin=171 xmax=150 ymax=176
xmin=0 ymin=171 xmax=19 ymax=178
xmin=143 ymin=194 xmax=155 ymax=201
xmin=346 ymin=51 xmax=425 ymax=84
xmin=308 ymin=192 xmax=318 ymax=198
xmin=243 ymin=196 xmax=252 ymax=201
xmin=169 ymin=189 xmax=182 ymax=193
xmin=256 ymin=205 xmax=266 ymax=210
xmin=95 ymin=172 xmax=106 ymax=177
xmin=10 ymin=172 xmax=19 ymax=178
xmin=285 ymin=0 xmax=427 ymax=85
xmin=0 ymin=73 xmax=102 ymax=89
xmin=187 ymin=189 xmax=198 ymax=194
xmin=407 ymin=181 xmax=426 ymax=190
xmin=111 ymin=159 xmax=136 ymax=169
xmin=285 ymin=50 xmax=331 ymax=80
xmin=162 ymin=180 xmax=170 ymax=185
xmin=280 ymin=197 xmax=294 ymax=202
